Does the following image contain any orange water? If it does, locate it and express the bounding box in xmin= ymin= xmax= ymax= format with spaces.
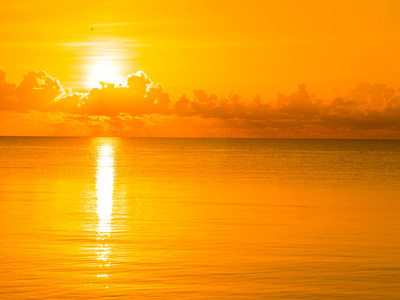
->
xmin=1 ymin=137 xmax=400 ymax=299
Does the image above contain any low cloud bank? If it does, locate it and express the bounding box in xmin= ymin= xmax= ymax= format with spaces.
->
xmin=0 ymin=69 xmax=399 ymax=138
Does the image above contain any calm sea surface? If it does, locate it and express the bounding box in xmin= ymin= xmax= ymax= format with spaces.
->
xmin=1 ymin=137 xmax=400 ymax=299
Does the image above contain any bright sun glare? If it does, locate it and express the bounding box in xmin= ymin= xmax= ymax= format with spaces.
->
xmin=88 ymin=58 xmax=125 ymax=88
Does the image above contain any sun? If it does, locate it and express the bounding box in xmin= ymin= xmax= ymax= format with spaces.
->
xmin=88 ymin=57 xmax=125 ymax=88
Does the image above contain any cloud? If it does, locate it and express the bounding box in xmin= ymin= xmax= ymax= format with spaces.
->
xmin=0 ymin=68 xmax=400 ymax=138
xmin=0 ymin=70 xmax=16 ymax=111
xmin=53 ymin=71 xmax=171 ymax=116
xmin=16 ymin=70 xmax=65 ymax=111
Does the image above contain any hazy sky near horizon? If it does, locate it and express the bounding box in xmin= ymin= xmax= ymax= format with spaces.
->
xmin=1 ymin=0 xmax=400 ymax=138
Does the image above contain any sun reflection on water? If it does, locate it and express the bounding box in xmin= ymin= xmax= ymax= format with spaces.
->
xmin=95 ymin=142 xmax=115 ymax=266
xmin=96 ymin=144 xmax=114 ymax=234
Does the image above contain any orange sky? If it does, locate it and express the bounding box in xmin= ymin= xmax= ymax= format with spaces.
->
xmin=1 ymin=0 xmax=400 ymax=138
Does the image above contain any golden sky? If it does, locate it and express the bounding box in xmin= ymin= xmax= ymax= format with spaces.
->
xmin=1 ymin=0 xmax=400 ymax=138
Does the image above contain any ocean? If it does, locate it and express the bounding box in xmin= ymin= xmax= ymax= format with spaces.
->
xmin=1 ymin=137 xmax=400 ymax=299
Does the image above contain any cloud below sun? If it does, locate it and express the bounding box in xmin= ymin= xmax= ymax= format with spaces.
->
xmin=1 ymin=68 xmax=400 ymax=139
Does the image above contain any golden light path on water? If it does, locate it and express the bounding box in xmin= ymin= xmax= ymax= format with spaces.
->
xmin=95 ymin=142 xmax=115 ymax=271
